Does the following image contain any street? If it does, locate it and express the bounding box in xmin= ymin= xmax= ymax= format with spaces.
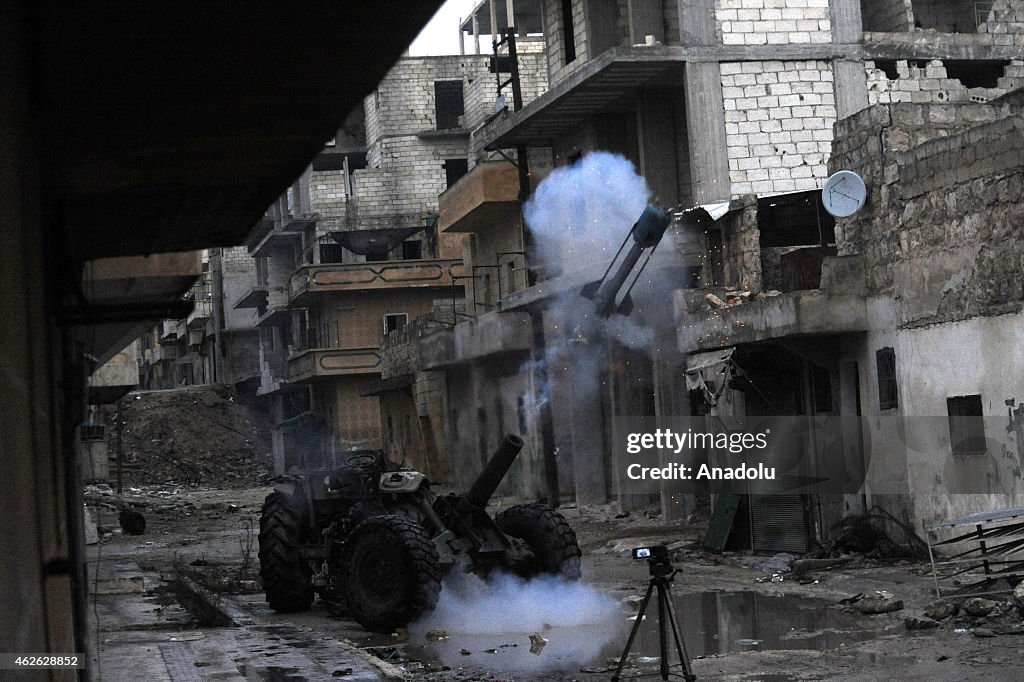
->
xmin=87 ymin=484 xmax=1024 ymax=681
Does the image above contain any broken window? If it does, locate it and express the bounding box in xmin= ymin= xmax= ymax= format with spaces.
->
xmin=947 ymin=394 xmax=986 ymax=456
xmin=876 ymin=347 xmax=898 ymax=410
xmin=758 ymin=191 xmax=835 ymax=248
xmin=383 ymin=313 xmax=408 ymax=335
xmin=561 ymin=0 xmax=577 ymax=64
xmin=444 ymin=158 xmax=468 ymax=188
xmin=434 ymin=81 xmax=465 ymax=130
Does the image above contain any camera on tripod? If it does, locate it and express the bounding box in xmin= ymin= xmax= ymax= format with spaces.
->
xmin=632 ymin=544 xmax=675 ymax=578
xmin=613 ymin=544 xmax=696 ymax=681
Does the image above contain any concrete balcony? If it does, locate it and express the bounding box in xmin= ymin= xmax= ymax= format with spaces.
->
xmin=419 ymin=311 xmax=532 ymax=370
xmin=287 ymin=347 xmax=382 ymax=382
xmin=233 ymin=285 xmax=269 ymax=309
xmin=438 ymin=161 xmax=520 ymax=233
xmin=289 ymin=259 xmax=463 ymax=303
xmin=676 ymin=256 xmax=868 ymax=352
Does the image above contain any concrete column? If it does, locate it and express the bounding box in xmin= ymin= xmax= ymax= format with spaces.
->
xmin=568 ymin=359 xmax=609 ymax=505
xmin=834 ymin=59 xmax=870 ymax=119
xmin=1 ymin=7 xmax=82 ymax=663
xmin=830 ymin=0 xmax=868 ymax=119
xmin=678 ymin=0 xmax=716 ymax=45
xmin=638 ymin=89 xmax=680 ymax=206
xmin=683 ymin=61 xmax=732 ymax=203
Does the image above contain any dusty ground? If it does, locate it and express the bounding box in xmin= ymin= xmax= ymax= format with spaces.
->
xmin=87 ymin=486 xmax=1024 ymax=681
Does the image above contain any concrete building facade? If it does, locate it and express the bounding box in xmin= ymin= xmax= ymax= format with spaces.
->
xmin=243 ymin=48 xmax=548 ymax=478
xmin=413 ymin=0 xmax=1024 ymax=550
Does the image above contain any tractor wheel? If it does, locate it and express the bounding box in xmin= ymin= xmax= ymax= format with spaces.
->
xmin=496 ymin=503 xmax=582 ymax=580
xmin=258 ymin=490 xmax=314 ymax=613
xmin=340 ymin=515 xmax=441 ymax=633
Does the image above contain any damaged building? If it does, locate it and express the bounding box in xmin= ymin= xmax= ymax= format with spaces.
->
xmin=389 ymin=0 xmax=1024 ymax=551
xmin=237 ymin=47 xmax=549 ymax=477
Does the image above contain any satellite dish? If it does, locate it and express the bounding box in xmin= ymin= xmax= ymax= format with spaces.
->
xmin=821 ymin=170 xmax=867 ymax=218
xmin=494 ymin=94 xmax=507 ymax=112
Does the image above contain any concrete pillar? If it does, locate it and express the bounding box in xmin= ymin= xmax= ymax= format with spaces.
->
xmin=678 ymin=0 xmax=716 ymax=45
xmin=0 ymin=6 xmax=82 ymax=663
xmin=830 ymin=0 xmax=868 ymax=119
xmin=638 ymin=89 xmax=680 ymax=206
xmin=683 ymin=61 xmax=731 ymax=203
xmin=568 ymin=359 xmax=609 ymax=505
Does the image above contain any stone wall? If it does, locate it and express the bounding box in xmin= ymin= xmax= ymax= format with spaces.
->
xmin=715 ymin=0 xmax=832 ymax=45
xmin=829 ymin=97 xmax=1024 ymax=325
xmin=722 ymin=60 xmax=836 ymax=197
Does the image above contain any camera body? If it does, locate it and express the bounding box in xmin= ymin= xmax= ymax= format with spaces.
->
xmin=632 ymin=544 xmax=674 ymax=577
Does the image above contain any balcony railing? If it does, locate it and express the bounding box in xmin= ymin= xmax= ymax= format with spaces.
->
xmin=289 ymin=259 xmax=464 ymax=302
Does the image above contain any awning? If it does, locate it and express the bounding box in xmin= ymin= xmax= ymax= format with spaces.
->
xmin=685 ymin=347 xmax=735 ymax=406
xmin=360 ymin=374 xmax=416 ymax=397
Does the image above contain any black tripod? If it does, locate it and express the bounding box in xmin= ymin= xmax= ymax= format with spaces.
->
xmin=611 ymin=547 xmax=696 ymax=681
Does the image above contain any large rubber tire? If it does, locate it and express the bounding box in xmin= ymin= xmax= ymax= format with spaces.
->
xmin=340 ymin=515 xmax=441 ymax=633
xmin=258 ymin=490 xmax=314 ymax=613
xmin=496 ymin=503 xmax=582 ymax=579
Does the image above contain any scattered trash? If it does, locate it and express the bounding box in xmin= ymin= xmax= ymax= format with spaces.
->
xmin=425 ymin=629 xmax=449 ymax=642
xmin=839 ymin=593 xmax=864 ymax=605
xmin=855 ymin=591 xmax=903 ymax=615
xmin=459 ymin=648 xmax=472 ymax=656
xmin=972 ymin=627 xmax=995 ymax=638
xmin=331 ymin=668 xmax=352 ymax=677
xmin=529 ymin=633 xmax=548 ymax=655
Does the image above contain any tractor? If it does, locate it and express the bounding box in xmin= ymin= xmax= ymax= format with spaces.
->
xmin=257 ymin=434 xmax=581 ymax=632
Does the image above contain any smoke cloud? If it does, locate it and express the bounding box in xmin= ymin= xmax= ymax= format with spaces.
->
xmin=524 ymin=151 xmax=651 ymax=275
xmin=410 ymin=571 xmax=625 ymax=672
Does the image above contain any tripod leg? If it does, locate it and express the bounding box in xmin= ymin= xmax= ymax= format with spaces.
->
xmin=611 ymin=581 xmax=655 ymax=682
xmin=657 ymin=582 xmax=670 ymax=681
xmin=662 ymin=583 xmax=697 ymax=681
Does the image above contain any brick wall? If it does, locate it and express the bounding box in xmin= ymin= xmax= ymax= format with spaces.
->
xmin=860 ymin=0 xmax=913 ymax=32
xmin=912 ymin=0 xmax=980 ymax=32
xmin=716 ymin=0 xmax=832 ymax=45
xmin=722 ymin=60 xmax=836 ymax=197
xmin=865 ymin=59 xmax=1024 ymax=106
xmin=979 ymin=0 xmax=1024 ymax=34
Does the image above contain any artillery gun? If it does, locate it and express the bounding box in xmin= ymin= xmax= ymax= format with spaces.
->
xmin=257 ymin=434 xmax=581 ymax=632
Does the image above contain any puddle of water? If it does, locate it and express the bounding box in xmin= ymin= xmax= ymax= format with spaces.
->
xmin=361 ymin=590 xmax=898 ymax=674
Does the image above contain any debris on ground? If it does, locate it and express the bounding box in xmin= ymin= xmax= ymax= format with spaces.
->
xmin=107 ymin=385 xmax=272 ymax=487
xmin=529 ymin=633 xmax=548 ymax=655
xmin=924 ymin=601 xmax=959 ymax=621
xmin=855 ymin=591 xmax=904 ymax=614
xmin=813 ymin=507 xmax=929 ymax=561
xmin=963 ymin=597 xmax=998 ymax=617
xmin=905 ymin=616 xmax=941 ymax=630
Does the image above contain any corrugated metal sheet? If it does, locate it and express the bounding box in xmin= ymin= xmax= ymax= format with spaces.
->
xmin=750 ymin=494 xmax=808 ymax=554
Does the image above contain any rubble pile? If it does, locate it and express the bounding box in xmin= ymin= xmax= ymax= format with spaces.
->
xmin=108 ymin=385 xmax=272 ymax=487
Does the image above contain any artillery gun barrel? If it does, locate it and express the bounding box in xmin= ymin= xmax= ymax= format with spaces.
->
xmin=459 ymin=434 xmax=524 ymax=513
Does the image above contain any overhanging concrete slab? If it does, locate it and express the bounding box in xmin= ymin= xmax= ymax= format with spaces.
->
xmin=420 ymin=311 xmax=533 ymax=369
xmin=676 ymin=290 xmax=869 ymax=352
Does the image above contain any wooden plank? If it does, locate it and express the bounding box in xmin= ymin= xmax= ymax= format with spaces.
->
xmin=703 ymin=493 xmax=741 ymax=552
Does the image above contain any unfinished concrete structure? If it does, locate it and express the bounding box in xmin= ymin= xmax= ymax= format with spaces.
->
xmin=408 ymin=0 xmax=1024 ymax=550
xmin=241 ymin=49 xmax=547 ymax=478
